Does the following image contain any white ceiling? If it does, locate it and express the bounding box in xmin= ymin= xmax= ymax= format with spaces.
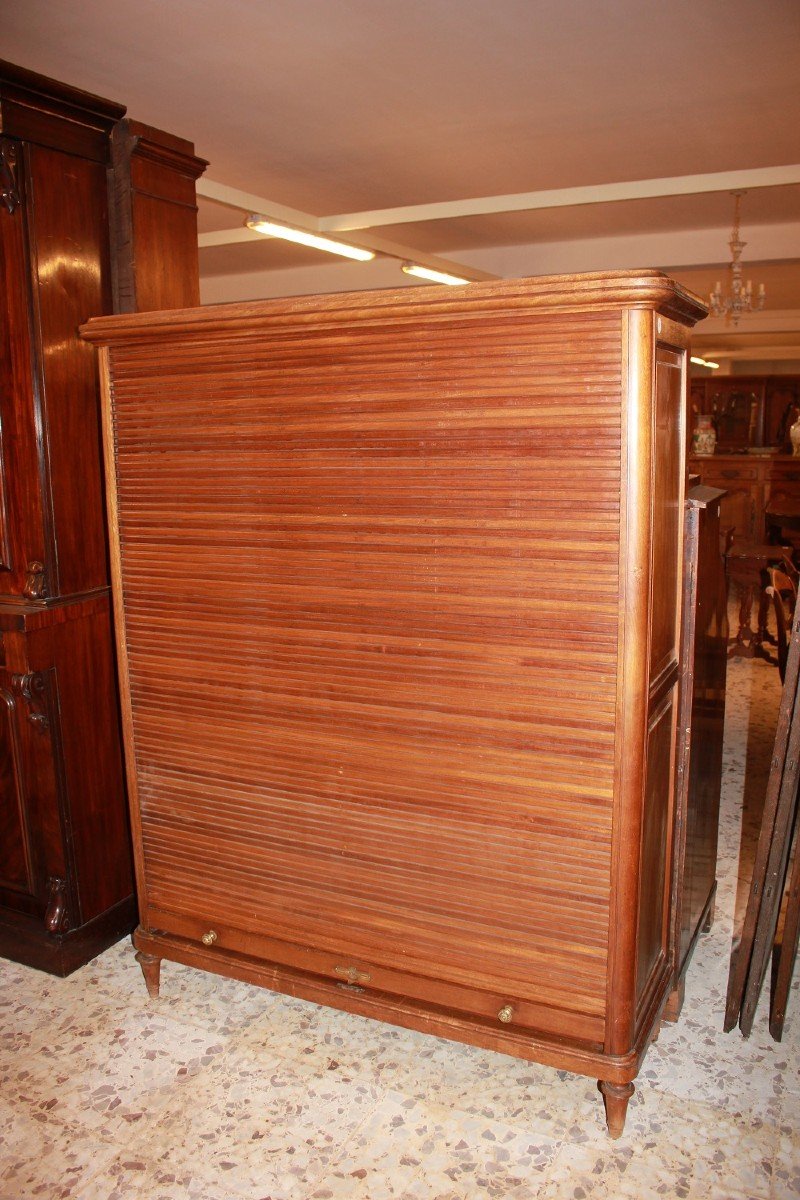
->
xmin=4 ymin=0 xmax=800 ymax=359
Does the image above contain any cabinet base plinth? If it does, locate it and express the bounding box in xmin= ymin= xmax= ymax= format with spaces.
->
xmin=134 ymin=925 xmax=654 ymax=1138
xmin=0 ymin=895 xmax=136 ymax=976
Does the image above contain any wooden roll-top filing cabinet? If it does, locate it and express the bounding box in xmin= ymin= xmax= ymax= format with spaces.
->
xmin=82 ymin=271 xmax=708 ymax=1135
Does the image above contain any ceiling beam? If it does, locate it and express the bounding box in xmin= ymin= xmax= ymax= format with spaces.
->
xmin=197 ymin=178 xmax=316 ymax=228
xmin=196 ymin=177 xmax=498 ymax=282
xmin=319 ymin=165 xmax=800 ymax=232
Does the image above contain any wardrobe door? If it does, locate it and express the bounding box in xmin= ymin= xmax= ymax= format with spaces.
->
xmin=0 ymin=137 xmax=49 ymax=598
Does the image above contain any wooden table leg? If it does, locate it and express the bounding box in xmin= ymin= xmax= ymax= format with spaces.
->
xmin=729 ymin=581 xmax=756 ymax=657
xmin=756 ymin=579 xmax=771 ymax=648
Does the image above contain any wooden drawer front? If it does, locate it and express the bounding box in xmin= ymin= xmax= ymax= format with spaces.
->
xmin=768 ymin=465 xmax=800 ymax=485
xmin=110 ymin=306 xmax=624 ymax=1033
xmin=148 ymin=907 xmax=606 ymax=1045
xmin=700 ymin=463 xmax=758 ymax=483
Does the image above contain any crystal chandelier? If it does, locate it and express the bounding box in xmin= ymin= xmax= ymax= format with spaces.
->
xmin=708 ymin=190 xmax=766 ymax=325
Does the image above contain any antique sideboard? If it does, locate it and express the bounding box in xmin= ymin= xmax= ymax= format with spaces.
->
xmin=82 ymin=270 xmax=708 ymax=1136
xmin=688 ymin=452 xmax=800 ymax=543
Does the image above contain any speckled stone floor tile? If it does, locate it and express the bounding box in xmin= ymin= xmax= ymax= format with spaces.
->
xmin=0 ymin=1094 xmax=122 ymax=1200
xmin=75 ymin=1056 xmax=380 ymax=1200
xmin=315 ymin=1092 xmax=563 ymax=1199
xmin=773 ymin=1125 xmax=800 ymax=1200
xmin=1 ymin=610 xmax=799 ymax=1200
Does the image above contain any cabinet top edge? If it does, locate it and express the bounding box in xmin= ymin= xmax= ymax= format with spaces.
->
xmin=81 ymin=269 xmax=708 ymax=346
xmin=0 ymin=59 xmax=126 ymax=127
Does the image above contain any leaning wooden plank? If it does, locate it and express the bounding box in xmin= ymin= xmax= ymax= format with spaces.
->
xmin=768 ymin=802 xmax=800 ymax=1041
xmin=739 ymin=648 xmax=800 ymax=1036
xmin=724 ymin=591 xmax=800 ymax=1031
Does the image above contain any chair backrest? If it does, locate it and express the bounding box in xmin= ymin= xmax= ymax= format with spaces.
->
xmin=770 ymin=566 xmax=797 ymax=603
xmin=780 ymin=550 xmax=799 ymax=588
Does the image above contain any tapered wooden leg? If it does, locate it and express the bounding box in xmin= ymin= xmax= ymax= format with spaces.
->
xmin=730 ymin=582 xmax=756 ymax=655
xmin=135 ymin=950 xmax=162 ymax=998
xmin=755 ymin=576 xmax=772 ymax=648
xmin=702 ymin=893 xmax=716 ymax=933
xmin=599 ymin=1080 xmax=635 ymax=1139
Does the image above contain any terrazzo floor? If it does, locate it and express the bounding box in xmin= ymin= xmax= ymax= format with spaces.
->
xmin=1 ymin=649 xmax=798 ymax=1199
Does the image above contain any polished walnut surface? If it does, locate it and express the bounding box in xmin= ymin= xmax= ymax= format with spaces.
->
xmin=83 ymin=270 xmax=707 ymax=1135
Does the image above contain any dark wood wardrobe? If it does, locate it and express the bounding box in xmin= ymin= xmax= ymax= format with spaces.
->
xmin=0 ymin=61 xmax=205 ymax=975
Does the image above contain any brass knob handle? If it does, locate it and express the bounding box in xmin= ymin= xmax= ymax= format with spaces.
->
xmin=201 ymin=930 xmax=218 ymax=946
xmin=497 ymin=1004 xmax=514 ymax=1024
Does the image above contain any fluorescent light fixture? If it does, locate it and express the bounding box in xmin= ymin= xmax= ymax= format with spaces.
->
xmin=690 ymin=356 xmax=720 ymax=370
xmin=401 ymin=262 xmax=470 ymax=286
xmin=245 ymin=214 xmax=375 ymax=261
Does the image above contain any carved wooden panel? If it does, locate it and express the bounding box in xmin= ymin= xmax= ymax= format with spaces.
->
xmin=0 ymin=662 xmax=66 ymax=919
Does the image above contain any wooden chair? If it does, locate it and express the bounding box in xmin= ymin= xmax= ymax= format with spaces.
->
xmin=766 ymin=586 xmax=789 ymax=682
xmin=726 ymin=540 xmax=793 ymax=661
xmin=775 ymin=550 xmax=799 ymax=594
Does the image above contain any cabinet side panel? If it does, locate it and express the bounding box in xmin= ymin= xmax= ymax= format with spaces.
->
xmin=649 ymin=347 xmax=683 ymax=682
xmin=636 ymin=343 xmax=685 ymax=1005
xmin=125 ymin=192 xmax=200 ymax=312
xmin=106 ymin=306 xmax=624 ymax=1036
xmin=636 ymin=693 xmax=677 ymax=995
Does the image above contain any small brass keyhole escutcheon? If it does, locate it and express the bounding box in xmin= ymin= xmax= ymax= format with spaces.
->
xmin=201 ymin=930 xmax=218 ymax=946
xmin=497 ymin=1004 xmax=514 ymax=1024
xmin=334 ymin=964 xmax=371 ymax=986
